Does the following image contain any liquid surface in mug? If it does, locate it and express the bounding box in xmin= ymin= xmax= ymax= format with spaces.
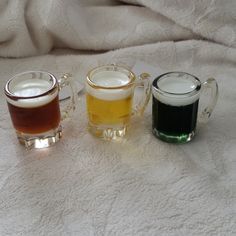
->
xmin=91 ymin=71 xmax=131 ymax=88
xmin=153 ymin=73 xmax=200 ymax=107
xmin=157 ymin=74 xmax=197 ymax=94
xmin=7 ymin=79 xmax=60 ymax=134
xmin=87 ymin=72 xmax=133 ymax=126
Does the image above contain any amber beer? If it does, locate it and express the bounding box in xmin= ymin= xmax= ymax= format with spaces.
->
xmin=5 ymin=71 xmax=77 ymax=149
xmin=7 ymin=95 xmax=60 ymax=134
xmin=4 ymin=71 xmax=63 ymax=149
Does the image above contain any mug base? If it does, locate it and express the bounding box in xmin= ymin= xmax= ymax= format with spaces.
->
xmin=88 ymin=123 xmax=127 ymax=141
xmin=153 ymin=128 xmax=195 ymax=143
xmin=16 ymin=126 xmax=62 ymax=149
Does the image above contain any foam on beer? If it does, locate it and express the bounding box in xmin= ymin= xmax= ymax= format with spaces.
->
xmin=6 ymin=79 xmax=57 ymax=108
xmin=153 ymin=73 xmax=201 ymax=106
xmin=87 ymin=71 xmax=133 ymax=101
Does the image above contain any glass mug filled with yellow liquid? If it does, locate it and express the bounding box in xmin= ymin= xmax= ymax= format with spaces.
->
xmin=4 ymin=71 xmax=77 ymax=149
xmin=86 ymin=64 xmax=151 ymax=140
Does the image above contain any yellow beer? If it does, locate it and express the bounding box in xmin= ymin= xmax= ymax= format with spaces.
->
xmin=86 ymin=93 xmax=133 ymax=126
xmin=86 ymin=65 xmax=151 ymax=139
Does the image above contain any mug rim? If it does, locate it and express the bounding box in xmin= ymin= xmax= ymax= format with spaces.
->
xmin=86 ymin=64 xmax=136 ymax=89
xmin=4 ymin=71 xmax=58 ymax=101
xmin=152 ymin=71 xmax=201 ymax=97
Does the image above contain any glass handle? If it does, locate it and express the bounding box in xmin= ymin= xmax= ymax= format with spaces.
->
xmin=133 ymin=73 xmax=151 ymax=116
xmin=199 ymin=78 xmax=219 ymax=123
xmin=58 ymin=73 xmax=77 ymax=121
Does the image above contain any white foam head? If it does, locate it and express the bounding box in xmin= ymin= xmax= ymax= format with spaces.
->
xmin=152 ymin=72 xmax=201 ymax=106
xmin=87 ymin=70 xmax=133 ymax=100
xmin=6 ymin=72 xmax=58 ymax=108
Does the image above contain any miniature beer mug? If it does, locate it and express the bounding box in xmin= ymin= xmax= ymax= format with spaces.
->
xmin=4 ymin=71 xmax=77 ymax=149
xmin=152 ymin=72 xmax=218 ymax=143
xmin=86 ymin=64 xmax=151 ymax=140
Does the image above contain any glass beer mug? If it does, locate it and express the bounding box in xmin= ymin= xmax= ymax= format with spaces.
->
xmin=86 ymin=64 xmax=151 ymax=140
xmin=152 ymin=72 xmax=218 ymax=143
xmin=4 ymin=71 xmax=77 ymax=149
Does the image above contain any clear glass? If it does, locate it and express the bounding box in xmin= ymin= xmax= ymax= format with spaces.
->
xmin=86 ymin=64 xmax=151 ymax=140
xmin=4 ymin=71 xmax=76 ymax=149
xmin=152 ymin=72 xmax=218 ymax=143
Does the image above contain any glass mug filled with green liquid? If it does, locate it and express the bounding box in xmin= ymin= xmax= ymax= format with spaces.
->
xmin=86 ymin=64 xmax=151 ymax=140
xmin=152 ymin=72 xmax=218 ymax=143
xmin=4 ymin=71 xmax=77 ymax=149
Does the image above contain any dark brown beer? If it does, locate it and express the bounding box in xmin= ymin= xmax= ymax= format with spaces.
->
xmin=7 ymin=95 xmax=61 ymax=134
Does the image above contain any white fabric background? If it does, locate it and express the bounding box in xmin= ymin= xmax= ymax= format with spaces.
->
xmin=0 ymin=0 xmax=236 ymax=235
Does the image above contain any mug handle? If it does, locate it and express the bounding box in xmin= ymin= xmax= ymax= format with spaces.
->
xmin=199 ymin=78 xmax=219 ymax=123
xmin=58 ymin=73 xmax=77 ymax=121
xmin=133 ymin=73 xmax=151 ymax=116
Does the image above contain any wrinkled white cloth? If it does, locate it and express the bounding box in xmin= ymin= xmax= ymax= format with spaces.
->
xmin=1 ymin=0 xmax=236 ymax=57
xmin=0 ymin=0 xmax=236 ymax=235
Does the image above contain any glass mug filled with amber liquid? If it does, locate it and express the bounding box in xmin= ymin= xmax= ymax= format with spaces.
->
xmin=152 ymin=72 xmax=218 ymax=143
xmin=4 ymin=71 xmax=77 ymax=149
xmin=86 ymin=64 xmax=151 ymax=140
